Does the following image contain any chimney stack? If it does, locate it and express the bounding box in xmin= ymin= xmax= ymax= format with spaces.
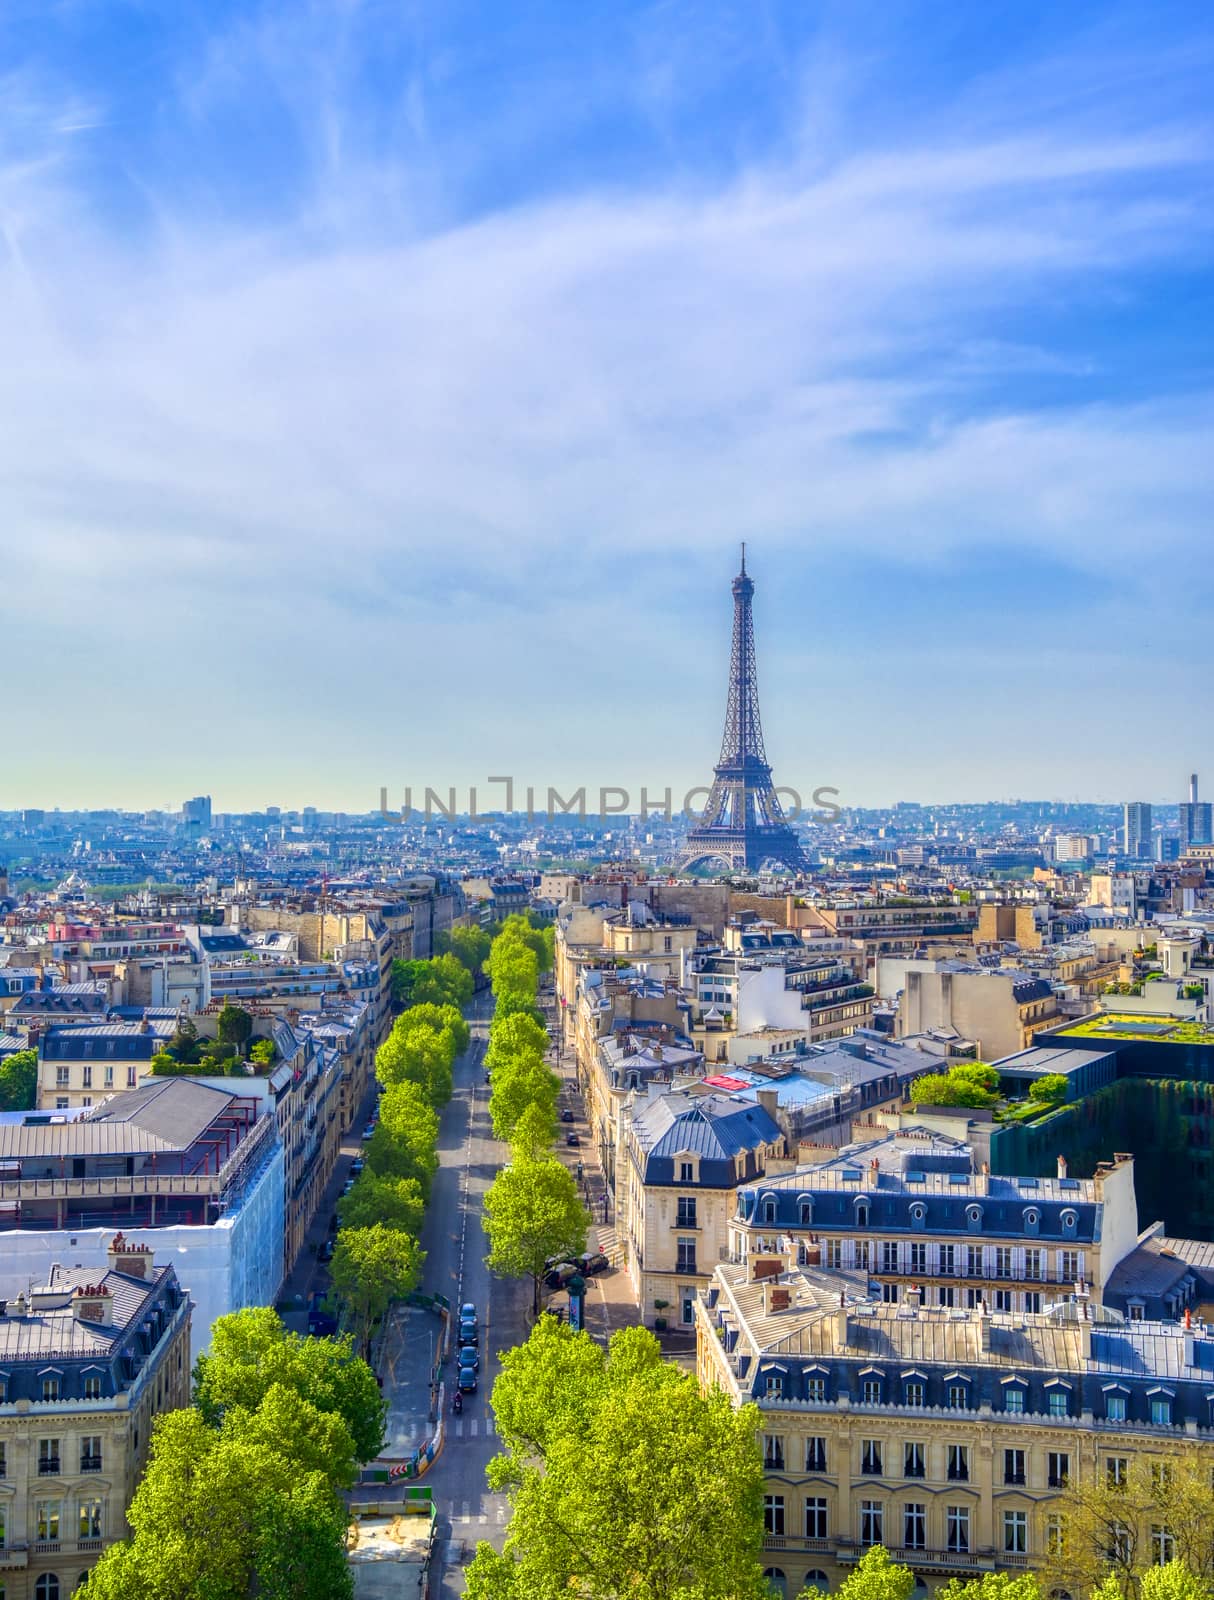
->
xmin=756 ymin=1087 xmax=779 ymax=1121
xmin=73 ymin=1284 xmax=113 ymax=1325
xmin=1056 ymin=1154 xmax=1068 ymax=1180
xmin=834 ymin=1292 xmax=849 ymax=1348
xmin=907 ymin=1284 xmax=923 ymax=1311
xmin=107 ymin=1233 xmax=155 ymax=1281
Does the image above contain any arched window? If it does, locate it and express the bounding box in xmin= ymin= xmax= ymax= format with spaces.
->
xmin=966 ymin=1205 xmax=983 ymax=1232
xmin=36 ymin=1577 xmax=61 ymax=1600
xmin=764 ymin=1570 xmax=788 ymax=1600
xmin=799 ymin=1198 xmax=813 ymax=1226
xmin=855 ymin=1199 xmax=870 ymax=1227
xmin=910 ymin=1580 xmax=930 ymax=1600
xmin=804 ymin=1571 xmax=830 ymax=1596
xmin=910 ymin=1202 xmax=926 ymax=1227
xmin=1061 ymin=1210 xmax=1078 ymax=1234
xmin=1023 ymin=1207 xmax=1040 ymax=1234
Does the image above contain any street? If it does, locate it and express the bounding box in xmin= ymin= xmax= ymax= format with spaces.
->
xmin=414 ymin=988 xmax=531 ymax=1595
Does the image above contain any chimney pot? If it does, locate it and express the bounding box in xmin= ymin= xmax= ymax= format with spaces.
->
xmin=1056 ymin=1154 xmax=1068 ymax=1180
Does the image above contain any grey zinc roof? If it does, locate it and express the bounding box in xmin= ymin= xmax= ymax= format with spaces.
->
xmin=0 ymin=1263 xmax=171 ymax=1362
xmin=0 ymin=1078 xmax=242 ymax=1159
xmin=632 ymin=1091 xmax=782 ymax=1160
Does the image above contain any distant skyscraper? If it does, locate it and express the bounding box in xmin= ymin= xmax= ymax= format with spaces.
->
xmin=181 ymin=795 xmax=212 ymax=831
xmin=1123 ymin=801 xmax=1152 ymax=859
xmin=1178 ymin=773 xmax=1212 ymax=853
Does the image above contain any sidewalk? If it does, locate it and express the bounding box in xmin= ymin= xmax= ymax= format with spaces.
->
xmin=546 ymin=1042 xmax=642 ymax=1344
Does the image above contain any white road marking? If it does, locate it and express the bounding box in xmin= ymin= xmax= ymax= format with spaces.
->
xmin=470 ymin=1418 xmax=479 ymax=1437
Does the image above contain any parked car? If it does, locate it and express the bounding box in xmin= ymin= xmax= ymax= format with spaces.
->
xmin=341 ymin=1177 xmax=356 ymax=1196
xmin=579 ymin=1252 xmax=610 ymax=1276
xmin=458 ymin=1365 xmax=478 ymax=1394
xmin=318 ymin=1237 xmax=335 ymax=1263
xmin=544 ymin=1261 xmax=579 ymax=1291
xmin=460 ymin=1301 xmax=478 ymax=1324
xmin=560 ymin=1109 xmax=574 ymax=1123
xmin=350 ymin=1157 xmax=365 ymax=1175
xmin=565 ymin=1132 xmax=580 ymax=1147
xmin=458 ymin=1343 xmax=479 ymax=1371
xmin=458 ymin=1318 xmax=478 ymax=1347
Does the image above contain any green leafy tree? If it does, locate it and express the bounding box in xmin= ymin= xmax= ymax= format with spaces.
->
xmin=936 ymin=1575 xmax=1044 ymax=1600
xmin=0 ymin=1048 xmax=36 ymax=1111
xmin=486 ymin=1012 xmax=548 ymax=1076
xmin=484 ymin=1156 xmax=587 ymax=1314
xmin=486 ymin=938 xmax=539 ymax=1001
xmin=493 ymin=990 xmax=546 ymax=1026
xmin=337 ymin=1170 xmax=426 ymax=1237
xmin=401 ymin=1001 xmax=471 ymax=1058
xmin=367 ymin=1079 xmax=440 ymax=1192
xmin=375 ymin=1024 xmax=454 ymax=1107
xmin=1029 ymin=1072 xmax=1069 ymax=1104
xmin=390 ymin=953 xmax=473 ymax=1010
xmin=193 ymin=1306 xmax=385 ymax=1467
xmin=510 ymin=1100 xmax=559 ymax=1161
xmin=166 ymin=1015 xmax=201 ymax=1064
xmin=1049 ymin=1457 xmax=1214 ymax=1597
xmin=806 ymin=1547 xmax=917 ymax=1600
xmin=249 ymin=1037 xmax=276 ymax=1066
xmin=490 ymin=1056 xmax=561 ymax=1144
xmin=438 ymin=923 xmax=493 ymax=976
xmin=216 ymin=1003 xmax=254 ymax=1052
xmin=330 ymin=1223 xmax=424 ymax=1355
xmin=908 ymin=1068 xmax=1000 ymax=1109
xmin=82 ymin=1400 xmax=353 ymax=1600
xmin=468 ymin=1320 xmax=767 ymax=1600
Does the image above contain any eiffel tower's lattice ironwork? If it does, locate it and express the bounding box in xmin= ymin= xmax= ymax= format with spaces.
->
xmin=678 ymin=548 xmax=807 ymax=874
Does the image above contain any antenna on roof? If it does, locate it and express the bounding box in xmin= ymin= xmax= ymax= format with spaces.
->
xmin=740 ymin=541 xmax=747 ymax=576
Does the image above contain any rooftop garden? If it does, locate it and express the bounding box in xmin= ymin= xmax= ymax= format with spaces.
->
xmin=1057 ymin=1014 xmax=1214 ymax=1045
xmin=151 ymin=1007 xmax=278 ymax=1077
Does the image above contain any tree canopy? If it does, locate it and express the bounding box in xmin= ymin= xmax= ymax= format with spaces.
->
xmin=390 ymin=952 xmax=474 ymax=1010
xmin=489 ymin=1055 xmax=561 ymax=1144
xmin=367 ymin=1079 xmax=440 ymax=1193
xmin=908 ymin=1063 xmax=1001 ymax=1109
xmin=193 ymin=1305 xmax=385 ymax=1469
xmin=483 ymin=1155 xmax=587 ymax=1314
xmin=337 ymin=1170 xmax=426 ymax=1237
xmin=437 ymin=923 xmax=493 ymax=977
xmin=330 ymin=1223 xmax=424 ymax=1355
xmin=1029 ymin=1071 xmax=1069 ymax=1103
xmin=0 ymin=1047 xmax=37 ymax=1111
xmin=466 ymin=1320 xmax=767 ymax=1600
xmin=486 ymin=1011 xmax=548 ymax=1077
xmin=216 ymin=1003 xmax=254 ymax=1051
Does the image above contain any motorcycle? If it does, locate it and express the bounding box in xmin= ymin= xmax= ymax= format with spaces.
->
xmin=452 ymin=1390 xmax=463 ymax=1415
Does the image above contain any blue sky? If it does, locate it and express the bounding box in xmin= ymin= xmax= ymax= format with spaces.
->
xmin=2 ymin=0 xmax=1213 ymax=812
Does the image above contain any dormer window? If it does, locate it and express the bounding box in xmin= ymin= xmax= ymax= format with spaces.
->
xmin=798 ymin=1198 xmax=813 ymax=1226
xmin=1023 ymin=1208 xmax=1040 ymax=1234
xmin=910 ymin=1202 xmax=926 ymax=1228
xmin=1061 ymin=1210 xmax=1078 ymax=1235
xmin=763 ymin=1198 xmax=777 ymax=1226
xmin=855 ymin=1199 xmax=870 ymax=1228
xmin=966 ymin=1205 xmax=983 ymax=1232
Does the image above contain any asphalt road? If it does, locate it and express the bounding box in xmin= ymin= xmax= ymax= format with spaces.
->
xmin=410 ymin=988 xmax=531 ymax=1596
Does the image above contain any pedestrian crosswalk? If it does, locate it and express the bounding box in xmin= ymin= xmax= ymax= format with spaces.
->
xmin=450 ymin=1417 xmax=496 ymax=1439
xmin=452 ymin=1499 xmax=509 ymax=1524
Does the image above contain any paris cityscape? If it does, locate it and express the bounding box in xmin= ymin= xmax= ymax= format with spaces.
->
xmin=3 ymin=4 xmax=1214 ymax=1600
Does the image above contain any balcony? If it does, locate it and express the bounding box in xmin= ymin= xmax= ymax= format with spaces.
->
xmin=763 ymin=1536 xmax=832 ymax=1554
xmin=80 ymin=1455 xmax=103 ymax=1473
xmin=37 ymin=1458 xmax=61 ymax=1476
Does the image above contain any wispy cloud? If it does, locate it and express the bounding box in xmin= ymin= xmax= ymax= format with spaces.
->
xmin=1 ymin=0 xmax=1212 ymax=805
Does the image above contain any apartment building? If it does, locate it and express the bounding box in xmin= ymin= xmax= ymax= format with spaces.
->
xmin=0 ymin=1235 xmax=191 ymax=1599
xmin=727 ymin=1135 xmax=1140 ymax=1315
xmin=896 ymin=966 xmax=1064 ymax=1062
xmin=622 ymin=1089 xmax=786 ymax=1328
xmin=698 ymin=1256 xmax=1214 ymax=1599
xmin=37 ymin=1021 xmax=177 ymax=1111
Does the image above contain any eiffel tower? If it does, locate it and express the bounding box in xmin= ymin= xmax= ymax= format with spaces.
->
xmin=678 ymin=548 xmax=807 ymax=874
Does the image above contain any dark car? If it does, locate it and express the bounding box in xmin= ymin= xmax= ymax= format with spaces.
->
xmin=308 ymin=1292 xmax=338 ymax=1336
xmin=458 ymin=1365 xmax=478 ymax=1394
xmin=544 ymin=1261 xmax=579 ymax=1291
xmin=318 ymin=1237 xmax=335 ymax=1263
xmin=579 ymin=1252 xmax=610 ymax=1276
xmin=459 ymin=1344 xmax=480 ymax=1371
xmin=459 ymin=1301 xmax=478 ymax=1324
xmin=560 ymin=1108 xmax=574 ymax=1123
xmin=565 ymin=1132 xmax=580 ymax=1147
xmin=350 ymin=1157 xmax=365 ymax=1175
xmin=458 ymin=1318 xmax=478 ymax=1347
xmin=361 ymin=1122 xmax=377 ymax=1141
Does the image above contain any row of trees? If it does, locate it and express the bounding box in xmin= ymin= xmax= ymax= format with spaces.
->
xmin=794 ymin=1548 xmax=1214 ymax=1600
xmin=83 ymin=1308 xmax=385 ymax=1600
xmin=478 ymin=917 xmax=586 ymax=1315
xmin=328 ymin=961 xmax=476 ymax=1351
